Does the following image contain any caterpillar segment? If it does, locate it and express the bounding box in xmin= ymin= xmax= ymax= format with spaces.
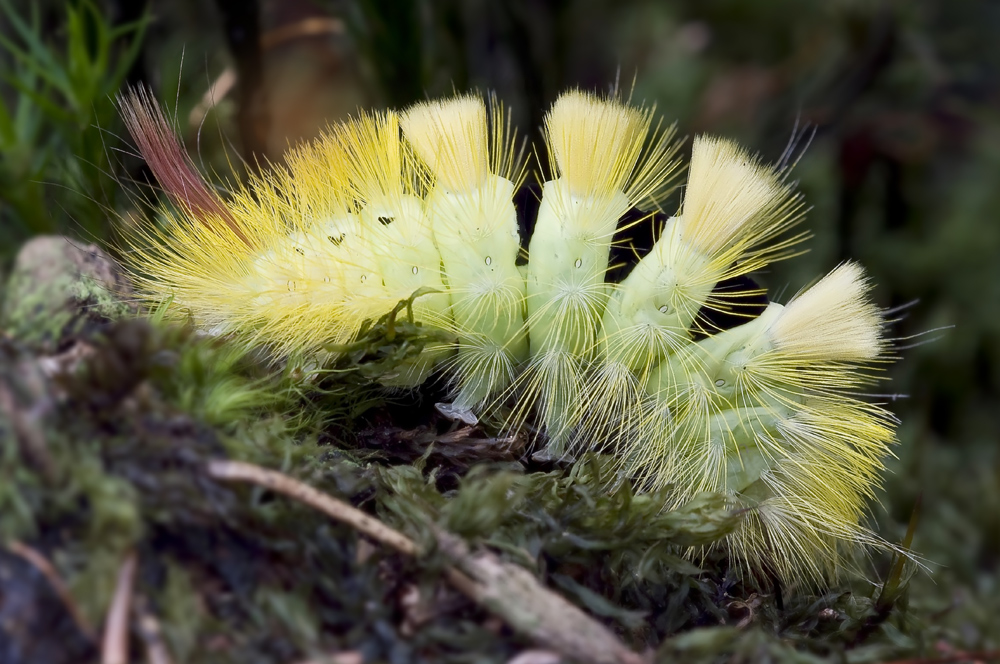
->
xmin=513 ymin=91 xmax=681 ymax=454
xmin=400 ymin=95 xmax=529 ymax=407
xmin=574 ymin=135 xmax=807 ymax=459
xmin=120 ymin=87 xmax=899 ymax=588
xmin=629 ymin=262 xmax=892 ymax=586
xmin=333 ymin=112 xmax=454 ymax=385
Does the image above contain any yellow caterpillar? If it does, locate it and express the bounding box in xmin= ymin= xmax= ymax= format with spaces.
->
xmin=120 ymin=87 xmax=897 ymax=588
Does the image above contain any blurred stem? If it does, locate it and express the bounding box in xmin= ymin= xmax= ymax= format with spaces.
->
xmin=111 ymin=0 xmax=150 ymax=87
xmin=360 ymin=0 xmax=426 ymax=107
xmin=499 ymin=0 xmax=572 ymax=147
xmin=213 ymin=0 xmax=269 ymax=166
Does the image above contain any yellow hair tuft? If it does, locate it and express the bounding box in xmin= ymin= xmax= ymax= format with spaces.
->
xmin=681 ymin=135 xmax=805 ymax=266
xmin=401 ymin=95 xmax=489 ymax=193
xmin=768 ymin=262 xmax=883 ymax=362
xmin=546 ymin=90 xmax=644 ymax=198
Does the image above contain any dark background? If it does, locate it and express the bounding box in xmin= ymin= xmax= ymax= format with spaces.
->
xmin=2 ymin=0 xmax=998 ymax=639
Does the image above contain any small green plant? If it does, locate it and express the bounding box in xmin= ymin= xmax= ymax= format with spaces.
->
xmin=0 ymin=0 xmax=146 ymax=256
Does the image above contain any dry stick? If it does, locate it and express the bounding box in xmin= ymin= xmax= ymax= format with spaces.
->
xmin=434 ymin=526 xmax=649 ymax=664
xmin=102 ymin=551 xmax=138 ymax=664
xmin=134 ymin=595 xmax=175 ymax=664
xmin=206 ymin=459 xmax=647 ymax=664
xmin=7 ymin=540 xmax=95 ymax=641
xmin=207 ymin=460 xmax=417 ymax=554
xmin=506 ymin=651 xmax=562 ymax=664
xmin=289 ymin=653 xmax=363 ymax=664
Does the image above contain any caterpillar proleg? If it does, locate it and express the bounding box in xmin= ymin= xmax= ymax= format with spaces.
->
xmin=121 ymin=87 xmax=899 ymax=588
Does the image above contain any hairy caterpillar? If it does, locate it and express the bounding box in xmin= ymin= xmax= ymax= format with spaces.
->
xmin=120 ymin=87 xmax=898 ymax=588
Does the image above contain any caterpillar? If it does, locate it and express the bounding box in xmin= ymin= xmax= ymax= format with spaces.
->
xmin=120 ymin=86 xmax=898 ymax=588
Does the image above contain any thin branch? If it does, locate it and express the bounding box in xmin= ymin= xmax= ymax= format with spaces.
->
xmin=206 ymin=459 xmax=647 ymax=664
xmin=7 ymin=540 xmax=95 ymax=640
xmin=206 ymin=459 xmax=418 ymax=556
xmin=134 ymin=595 xmax=175 ymax=664
xmin=102 ymin=551 xmax=138 ymax=664
xmin=288 ymin=653 xmax=363 ymax=664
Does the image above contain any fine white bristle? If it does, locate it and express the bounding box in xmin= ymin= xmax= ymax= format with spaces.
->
xmin=768 ymin=262 xmax=883 ymax=362
xmin=401 ymin=95 xmax=489 ymax=193
xmin=681 ymin=136 xmax=798 ymax=259
xmin=545 ymin=90 xmax=645 ymax=198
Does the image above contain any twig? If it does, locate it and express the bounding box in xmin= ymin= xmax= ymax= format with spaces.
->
xmin=134 ymin=595 xmax=175 ymax=664
xmin=102 ymin=551 xmax=138 ymax=664
xmin=432 ymin=525 xmax=646 ymax=664
xmin=7 ymin=540 xmax=95 ymax=641
xmin=206 ymin=459 xmax=646 ymax=664
xmin=206 ymin=460 xmax=417 ymax=555
xmin=507 ymin=651 xmax=562 ymax=664
xmin=260 ymin=17 xmax=345 ymax=50
xmin=289 ymin=653 xmax=363 ymax=664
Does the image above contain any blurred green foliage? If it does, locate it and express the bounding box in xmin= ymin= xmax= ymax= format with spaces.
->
xmin=0 ymin=0 xmax=145 ymax=252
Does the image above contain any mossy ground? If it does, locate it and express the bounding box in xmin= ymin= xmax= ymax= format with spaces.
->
xmin=0 ymin=235 xmax=950 ymax=664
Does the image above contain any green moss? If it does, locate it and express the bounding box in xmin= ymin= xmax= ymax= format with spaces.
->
xmin=0 ymin=236 xmax=133 ymax=350
xmin=0 ymin=237 xmax=929 ymax=663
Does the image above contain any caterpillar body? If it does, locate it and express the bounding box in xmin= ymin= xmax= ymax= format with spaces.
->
xmin=121 ymin=87 xmax=897 ymax=588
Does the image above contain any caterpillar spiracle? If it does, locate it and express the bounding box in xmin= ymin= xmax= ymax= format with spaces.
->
xmin=120 ymin=87 xmax=899 ymax=588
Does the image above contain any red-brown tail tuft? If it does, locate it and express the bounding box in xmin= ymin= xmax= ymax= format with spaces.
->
xmin=120 ymin=86 xmax=249 ymax=246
